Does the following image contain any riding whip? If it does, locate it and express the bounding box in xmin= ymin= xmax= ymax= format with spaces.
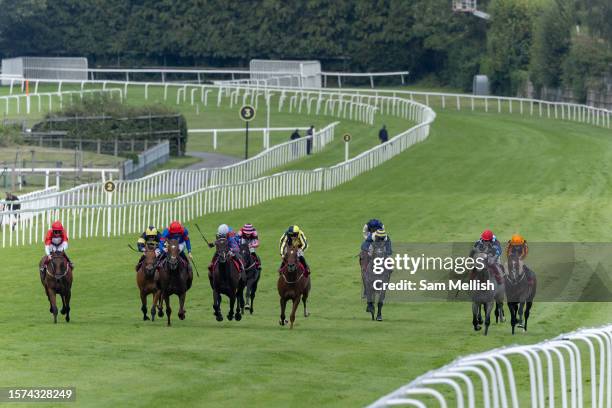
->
xmin=194 ymin=223 xmax=211 ymax=246
xmin=127 ymin=244 xmax=139 ymax=253
xmin=190 ymin=256 xmax=200 ymax=277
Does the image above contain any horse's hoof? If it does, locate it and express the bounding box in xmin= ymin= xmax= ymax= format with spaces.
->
xmin=178 ymin=313 xmax=185 ymax=320
xmin=304 ymin=311 xmax=310 ymax=318
xmin=235 ymin=313 xmax=242 ymax=321
xmin=53 ymin=317 xmax=57 ymax=324
xmin=143 ymin=315 xmax=150 ymax=321
xmin=245 ymin=304 xmax=251 ymax=311
xmin=216 ymin=314 xmax=223 ymax=322
xmin=65 ymin=315 xmax=70 ymax=323
xmin=474 ymin=325 xmax=482 ymax=331
xmin=60 ymin=308 xmax=67 ymax=315
xmin=227 ymin=314 xmax=234 ymax=321
xmin=249 ymin=308 xmax=254 ymax=315
xmin=158 ymin=310 xmax=164 ymax=318
xmin=517 ymin=323 xmax=524 ymax=328
xmin=376 ymin=315 xmax=383 ymax=321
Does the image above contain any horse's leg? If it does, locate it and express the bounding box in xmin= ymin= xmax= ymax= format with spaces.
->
xmin=156 ymin=292 xmax=165 ymax=318
xmin=517 ymin=302 xmax=525 ymax=326
xmin=178 ymin=292 xmax=186 ymax=320
xmin=165 ymin=294 xmax=172 ymax=326
xmin=245 ymin=279 xmax=252 ymax=311
xmin=279 ymin=297 xmax=288 ymax=326
xmin=484 ymin=301 xmax=493 ymax=336
xmin=289 ymin=297 xmax=300 ymax=329
xmin=302 ymin=290 xmax=310 ymax=318
xmin=478 ymin=304 xmax=483 ymax=325
xmin=524 ymin=302 xmax=533 ymax=332
xmin=227 ymin=293 xmax=235 ymax=321
xmin=64 ymin=290 xmax=71 ymax=323
xmin=47 ymin=287 xmax=58 ymax=324
xmin=151 ymin=290 xmax=158 ymax=321
xmin=212 ymin=290 xmax=223 ymax=321
xmin=472 ymin=302 xmax=481 ymax=331
xmin=509 ymin=302 xmax=517 ymax=335
xmin=60 ymin=293 xmax=67 ymax=315
xmin=140 ymin=290 xmax=149 ymax=321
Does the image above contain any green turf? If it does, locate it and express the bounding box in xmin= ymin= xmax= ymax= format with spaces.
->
xmin=1 ymin=105 xmax=612 ymax=407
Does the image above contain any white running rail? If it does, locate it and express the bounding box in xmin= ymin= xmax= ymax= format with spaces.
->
xmin=368 ymin=324 xmax=612 ymax=408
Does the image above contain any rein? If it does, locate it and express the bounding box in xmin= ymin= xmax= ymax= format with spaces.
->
xmin=47 ymin=257 xmax=68 ymax=280
xmin=280 ymin=265 xmax=304 ymax=284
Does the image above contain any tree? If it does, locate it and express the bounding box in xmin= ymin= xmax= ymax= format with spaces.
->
xmin=529 ymin=0 xmax=573 ymax=90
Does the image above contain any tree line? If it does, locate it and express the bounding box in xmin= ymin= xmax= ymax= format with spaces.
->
xmin=0 ymin=0 xmax=610 ymax=99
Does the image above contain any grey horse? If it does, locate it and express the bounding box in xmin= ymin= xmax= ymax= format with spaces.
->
xmin=505 ymin=253 xmax=537 ymax=334
xmin=470 ymin=247 xmax=505 ymax=335
xmin=362 ymin=240 xmax=392 ymax=321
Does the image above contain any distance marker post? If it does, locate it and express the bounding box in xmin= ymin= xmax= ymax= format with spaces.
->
xmin=343 ymin=133 xmax=352 ymax=162
xmin=239 ymin=105 xmax=256 ymax=159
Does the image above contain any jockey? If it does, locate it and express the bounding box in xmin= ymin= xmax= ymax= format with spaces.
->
xmin=470 ymin=229 xmax=503 ymax=282
xmin=138 ymin=225 xmax=161 ymax=252
xmin=506 ymin=233 xmax=528 ymax=260
xmin=158 ymin=220 xmax=192 ymax=263
xmin=136 ymin=225 xmax=160 ymax=271
xmin=367 ymin=228 xmax=393 ymax=257
xmin=238 ymin=223 xmax=261 ymax=269
xmin=361 ymin=219 xmax=391 ymax=251
xmin=40 ymin=220 xmax=73 ymax=273
xmin=208 ymin=224 xmax=242 ymax=273
xmin=279 ymin=225 xmax=309 ymax=275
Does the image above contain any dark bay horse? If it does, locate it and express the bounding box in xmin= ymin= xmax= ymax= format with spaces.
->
xmin=136 ymin=245 xmax=163 ymax=321
xmin=470 ymin=248 xmax=504 ymax=335
xmin=505 ymin=253 xmax=537 ymax=334
xmin=361 ymin=240 xmax=391 ymax=321
xmin=238 ymin=241 xmax=261 ymax=314
xmin=39 ymin=252 xmax=73 ymax=323
xmin=277 ymin=246 xmax=310 ymax=329
xmin=209 ymin=238 xmax=244 ymax=322
xmin=157 ymin=239 xmax=192 ymax=326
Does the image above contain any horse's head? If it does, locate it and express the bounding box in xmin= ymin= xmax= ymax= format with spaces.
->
xmin=370 ymin=240 xmax=386 ymax=259
xmin=216 ymin=238 xmax=230 ymax=262
xmin=144 ymin=246 xmax=157 ymax=277
xmin=471 ymin=246 xmax=492 ymax=280
xmin=506 ymin=253 xmax=525 ymax=283
xmin=166 ymin=239 xmax=180 ymax=269
xmin=283 ymin=247 xmax=299 ymax=273
xmin=49 ymin=252 xmax=68 ymax=278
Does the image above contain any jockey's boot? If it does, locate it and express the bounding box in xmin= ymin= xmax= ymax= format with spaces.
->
xmin=63 ymin=253 xmax=74 ymax=270
xmin=299 ymin=256 xmax=310 ymax=277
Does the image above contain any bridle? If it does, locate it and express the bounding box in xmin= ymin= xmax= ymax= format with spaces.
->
xmin=281 ymin=249 xmax=304 ymax=284
xmin=47 ymin=253 xmax=68 ymax=280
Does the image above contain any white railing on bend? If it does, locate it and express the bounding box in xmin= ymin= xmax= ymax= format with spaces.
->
xmin=368 ymin=324 xmax=612 ymax=408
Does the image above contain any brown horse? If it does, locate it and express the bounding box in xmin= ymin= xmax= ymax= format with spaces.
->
xmin=136 ymin=245 xmax=163 ymax=321
xmin=156 ymin=239 xmax=192 ymax=326
xmin=39 ymin=252 xmax=73 ymax=324
xmin=277 ymin=246 xmax=310 ymax=329
xmin=208 ymin=237 xmax=244 ymax=322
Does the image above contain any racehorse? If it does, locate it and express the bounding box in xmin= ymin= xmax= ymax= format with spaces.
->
xmin=209 ymin=237 xmax=244 ymax=322
xmin=39 ymin=252 xmax=73 ymax=323
xmin=277 ymin=246 xmax=310 ymax=329
xmin=156 ymin=239 xmax=192 ymax=326
xmin=238 ymin=240 xmax=261 ymax=314
xmin=470 ymin=246 xmax=504 ymax=335
xmin=361 ymin=240 xmax=391 ymax=321
xmin=136 ymin=244 xmax=163 ymax=321
xmin=505 ymin=253 xmax=537 ymax=334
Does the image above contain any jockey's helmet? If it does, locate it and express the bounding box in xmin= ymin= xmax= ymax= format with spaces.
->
xmin=373 ymin=228 xmax=387 ymax=241
xmin=169 ymin=220 xmax=183 ymax=234
xmin=510 ymin=234 xmax=525 ymax=246
xmin=145 ymin=226 xmax=158 ymax=236
xmin=51 ymin=220 xmax=64 ymax=234
xmin=481 ymin=229 xmax=494 ymax=241
xmin=287 ymin=225 xmax=300 ymax=236
xmin=218 ymin=224 xmax=229 ymax=236
xmin=241 ymin=223 xmax=255 ymax=236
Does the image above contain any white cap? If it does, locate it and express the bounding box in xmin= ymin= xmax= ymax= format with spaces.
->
xmin=217 ymin=224 xmax=229 ymax=236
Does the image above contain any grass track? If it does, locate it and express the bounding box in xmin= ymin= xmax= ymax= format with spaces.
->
xmin=1 ymin=94 xmax=612 ymax=406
